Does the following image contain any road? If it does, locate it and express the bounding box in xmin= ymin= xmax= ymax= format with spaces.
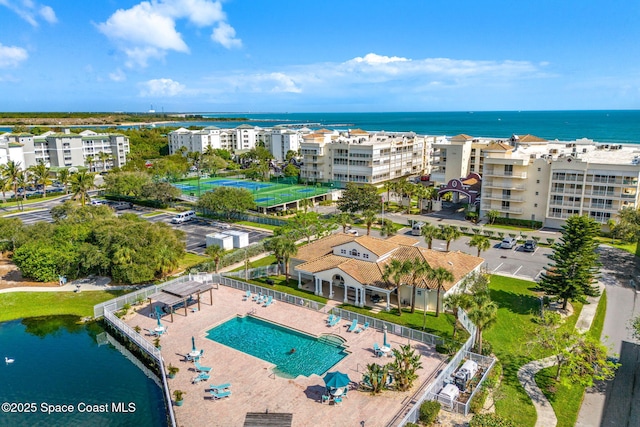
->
xmin=576 ymin=246 xmax=640 ymax=427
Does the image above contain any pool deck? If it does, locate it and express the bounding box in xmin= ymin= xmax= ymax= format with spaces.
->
xmin=127 ymin=285 xmax=446 ymax=427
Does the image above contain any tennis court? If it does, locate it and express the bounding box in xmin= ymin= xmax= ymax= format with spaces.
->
xmin=174 ymin=177 xmax=332 ymax=207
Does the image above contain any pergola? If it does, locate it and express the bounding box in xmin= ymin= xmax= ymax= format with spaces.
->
xmin=148 ymin=280 xmax=214 ymax=322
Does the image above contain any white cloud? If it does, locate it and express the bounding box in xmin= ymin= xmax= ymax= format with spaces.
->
xmin=211 ymin=22 xmax=242 ymax=49
xmin=200 ymin=52 xmax=547 ymax=100
xmin=139 ymin=78 xmax=185 ymax=97
xmin=0 ymin=0 xmax=57 ymax=26
xmin=97 ymin=0 xmax=240 ymax=68
xmin=109 ymin=69 xmax=126 ymax=82
xmin=0 ymin=43 xmax=28 ymax=68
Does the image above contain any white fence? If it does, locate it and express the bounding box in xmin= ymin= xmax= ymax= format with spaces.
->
xmin=222 ymin=264 xmax=280 ymax=280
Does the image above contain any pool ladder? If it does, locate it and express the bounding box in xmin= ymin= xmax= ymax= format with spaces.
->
xmin=248 ymin=308 xmax=257 ymax=315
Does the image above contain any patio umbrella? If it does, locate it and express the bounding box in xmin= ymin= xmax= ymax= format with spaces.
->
xmin=156 ymin=313 xmax=163 ymax=328
xmin=383 ymin=326 xmax=388 ymax=348
xmin=323 ymin=371 xmax=351 ymax=389
xmin=191 ymin=336 xmax=196 ymax=352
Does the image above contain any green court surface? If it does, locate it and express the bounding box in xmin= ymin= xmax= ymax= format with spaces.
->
xmin=174 ymin=177 xmax=332 ymax=207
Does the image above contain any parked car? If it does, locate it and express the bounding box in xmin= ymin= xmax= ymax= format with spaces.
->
xmin=90 ymin=200 xmax=105 ymax=206
xmin=523 ymin=240 xmax=537 ymax=252
xmin=500 ymin=237 xmax=517 ymax=249
xmin=346 ymin=229 xmax=359 ymax=236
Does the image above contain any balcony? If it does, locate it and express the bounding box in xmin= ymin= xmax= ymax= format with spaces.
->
xmin=483 ymin=194 xmax=524 ymax=202
xmin=483 ymin=170 xmax=527 ymax=179
xmin=496 ymin=207 xmax=524 ymax=214
xmin=483 ymin=182 xmax=526 ymax=190
xmin=549 ymin=201 xmax=582 ymax=208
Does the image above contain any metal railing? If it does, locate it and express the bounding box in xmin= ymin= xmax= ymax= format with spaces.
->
xmin=390 ymin=308 xmax=496 ymax=425
xmin=222 ymin=264 xmax=280 ymax=280
xmin=330 ymin=307 xmax=443 ymax=347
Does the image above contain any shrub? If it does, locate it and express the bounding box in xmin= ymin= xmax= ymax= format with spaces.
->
xmin=469 ymin=413 xmax=516 ymax=427
xmin=470 ymin=387 xmax=488 ymax=413
xmin=418 ymin=400 xmax=441 ymax=425
xmin=472 ymin=340 xmax=493 ymax=356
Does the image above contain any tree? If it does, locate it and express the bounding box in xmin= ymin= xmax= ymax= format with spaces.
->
xmin=614 ymin=207 xmax=640 ymax=242
xmin=467 ymin=292 xmax=498 ymax=354
xmin=443 ymin=292 xmax=469 ymax=339
xmin=334 ymin=212 xmax=353 ymax=233
xmin=0 ymin=169 xmax=9 ymax=203
xmin=103 ymin=171 xmax=151 ymax=197
xmin=97 ymin=151 xmax=112 ymax=172
xmin=205 ymin=245 xmax=226 ymax=273
xmin=361 ymin=209 xmax=377 ymax=236
xmin=382 ymin=259 xmax=412 ymax=316
xmin=420 ymin=223 xmax=439 ymax=249
xmin=363 ymin=363 xmax=390 ymax=395
xmin=197 ymin=187 xmax=256 ymax=219
xmin=439 ymin=225 xmax=462 ymax=252
xmin=379 ymin=219 xmax=397 ymax=237
xmin=468 ymin=234 xmax=491 ymax=257
xmin=486 ymin=210 xmax=500 ymax=225
xmin=29 ymin=162 xmax=51 ymax=197
xmin=390 ymin=343 xmax=423 ymax=391
xmin=264 ymin=234 xmax=297 ymax=281
xmin=141 ymin=182 xmax=182 ymax=205
xmin=70 ymin=171 xmax=95 ymax=205
xmin=57 ymin=168 xmax=71 ymax=195
xmin=427 ymin=267 xmax=454 ymax=317
xmin=407 ymin=258 xmax=432 ymax=314
xmin=336 ymin=183 xmax=381 ymax=214
xmin=631 ymin=315 xmax=640 ymax=341
xmin=538 ymin=215 xmax=601 ymax=309
xmin=283 ymin=163 xmax=299 ymax=177
xmin=4 ymin=160 xmax=21 ymax=202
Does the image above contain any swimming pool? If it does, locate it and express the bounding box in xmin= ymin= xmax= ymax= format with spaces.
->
xmin=206 ymin=316 xmax=348 ymax=378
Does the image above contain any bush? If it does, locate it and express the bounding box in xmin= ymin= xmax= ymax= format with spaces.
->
xmin=469 ymin=413 xmax=516 ymax=427
xmin=470 ymin=388 xmax=488 ymax=413
xmin=472 ymin=340 xmax=493 ymax=356
xmin=493 ymin=217 xmax=542 ymax=229
xmin=418 ymin=400 xmax=441 ymax=425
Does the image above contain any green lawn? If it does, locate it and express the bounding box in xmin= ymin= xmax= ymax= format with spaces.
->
xmin=177 ymin=252 xmax=209 ymax=271
xmin=533 ymin=290 xmax=607 ymax=427
xmin=485 ymin=275 xmax=584 ymax=427
xmin=595 ymin=236 xmax=637 ymax=255
xmin=229 ymin=254 xmax=277 ymax=272
xmin=246 ymin=275 xmax=328 ymax=303
xmin=0 ymin=290 xmax=128 ymax=322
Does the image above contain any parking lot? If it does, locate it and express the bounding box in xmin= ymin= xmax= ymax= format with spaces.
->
xmin=146 ymin=213 xmax=272 ymax=255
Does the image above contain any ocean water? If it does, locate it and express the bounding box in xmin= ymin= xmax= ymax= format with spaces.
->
xmin=197 ymin=110 xmax=640 ymax=144
xmin=3 ymin=110 xmax=640 ymax=144
xmin=0 ymin=317 xmax=167 ymax=427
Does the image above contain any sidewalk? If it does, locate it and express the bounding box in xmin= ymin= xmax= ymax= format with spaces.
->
xmin=0 ymin=276 xmax=129 ymax=294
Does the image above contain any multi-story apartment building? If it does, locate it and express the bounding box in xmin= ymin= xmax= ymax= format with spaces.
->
xmin=299 ymin=129 xmax=430 ymax=186
xmin=3 ymin=129 xmax=129 ymax=171
xmin=480 ymin=137 xmax=640 ymax=227
xmin=168 ymin=124 xmax=268 ymax=154
xmin=269 ymin=127 xmax=303 ymax=161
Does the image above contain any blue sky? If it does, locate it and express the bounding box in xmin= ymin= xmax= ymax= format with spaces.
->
xmin=0 ymin=0 xmax=639 ymax=112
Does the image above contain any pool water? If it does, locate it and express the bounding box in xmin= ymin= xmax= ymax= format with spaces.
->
xmin=206 ymin=316 xmax=347 ymax=378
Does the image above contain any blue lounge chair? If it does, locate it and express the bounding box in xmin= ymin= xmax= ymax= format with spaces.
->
xmin=243 ymin=290 xmax=251 ymax=301
xmin=252 ymin=292 xmax=261 ymax=302
xmin=334 ymin=396 xmax=343 ymax=405
xmin=208 ymin=383 xmax=231 ymax=392
xmin=195 ymin=361 xmax=212 ymax=373
xmin=355 ymin=321 xmax=369 ymax=333
xmin=326 ymin=314 xmax=335 ymax=324
xmin=373 ymin=343 xmax=383 ymax=357
xmin=192 ymin=372 xmax=210 ymax=384
xmin=256 ymin=294 xmax=266 ymax=304
xmin=263 ymin=296 xmax=274 ymax=307
xmin=321 ymin=394 xmax=330 ymax=404
xmin=209 ymin=390 xmax=232 ymax=400
xmin=347 ymin=319 xmax=358 ymax=332
xmin=329 ymin=316 xmax=341 ymax=327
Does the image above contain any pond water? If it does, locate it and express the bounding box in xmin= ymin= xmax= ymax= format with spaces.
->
xmin=0 ymin=316 xmax=167 ymax=426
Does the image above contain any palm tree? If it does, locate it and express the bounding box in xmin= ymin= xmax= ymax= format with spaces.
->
xmin=390 ymin=343 xmax=423 ymax=391
xmin=427 ymin=266 xmax=454 ymax=317
xmin=424 ymin=186 xmax=439 ymax=212
xmin=439 ymin=225 xmax=462 ymax=252
xmin=443 ymin=292 xmax=469 ymax=339
xmin=57 ymin=168 xmax=71 ymax=195
xmin=407 ymin=258 xmax=432 ymax=314
xmin=467 ymin=292 xmax=498 ymax=354
xmin=16 ymin=171 xmax=29 ymax=202
xmin=70 ymin=170 xmax=95 ymax=205
xmin=264 ymin=234 xmax=298 ymax=281
xmin=420 ymin=223 xmax=439 ymax=249
xmin=414 ymin=185 xmax=428 ymax=212
xmin=468 ymin=234 xmax=491 ymax=257
xmin=4 ymin=160 xmax=21 ymax=200
xmin=383 ymin=181 xmax=395 ymax=205
xmin=363 ymin=363 xmax=390 ymax=395
xmin=361 ymin=209 xmax=377 ymax=236
xmin=334 ymin=212 xmax=352 ymax=233
xmin=486 ymin=209 xmax=500 ymax=225
xmin=29 ymin=162 xmax=51 ymax=197
xmin=0 ymin=167 xmax=9 ymax=203
xmin=205 ymin=245 xmax=226 ymax=273
xmin=382 ymin=259 xmax=412 ymax=316
xmin=97 ymin=151 xmax=112 ymax=172
xmin=85 ymin=156 xmax=96 ymax=173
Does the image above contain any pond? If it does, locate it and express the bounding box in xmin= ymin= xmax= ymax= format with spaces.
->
xmin=0 ymin=316 xmax=167 ymax=426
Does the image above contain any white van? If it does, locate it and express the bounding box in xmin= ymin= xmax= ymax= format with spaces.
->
xmin=171 ymin=211 xmax=196 ymax=224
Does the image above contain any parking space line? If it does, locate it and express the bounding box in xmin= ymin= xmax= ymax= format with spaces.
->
xmin=513 ymin=265 xmax=523 ymax=276
xmin=492 ymin=262 xmax=504 ymax=272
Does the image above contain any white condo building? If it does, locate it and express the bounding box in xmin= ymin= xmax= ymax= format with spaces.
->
xmin=299 ymin=129 xmax=437 ymax=186
xmin=1 ymin=129 xmax=129 ymax=171
xmin=168 ymin=124 xmax=268 ymax=154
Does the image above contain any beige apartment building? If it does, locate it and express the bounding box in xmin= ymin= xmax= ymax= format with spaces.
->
xmin=299 ymin=129 xmax=436 ymax=187
xmin=480 ymin=137 xmax=640 ymax=227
